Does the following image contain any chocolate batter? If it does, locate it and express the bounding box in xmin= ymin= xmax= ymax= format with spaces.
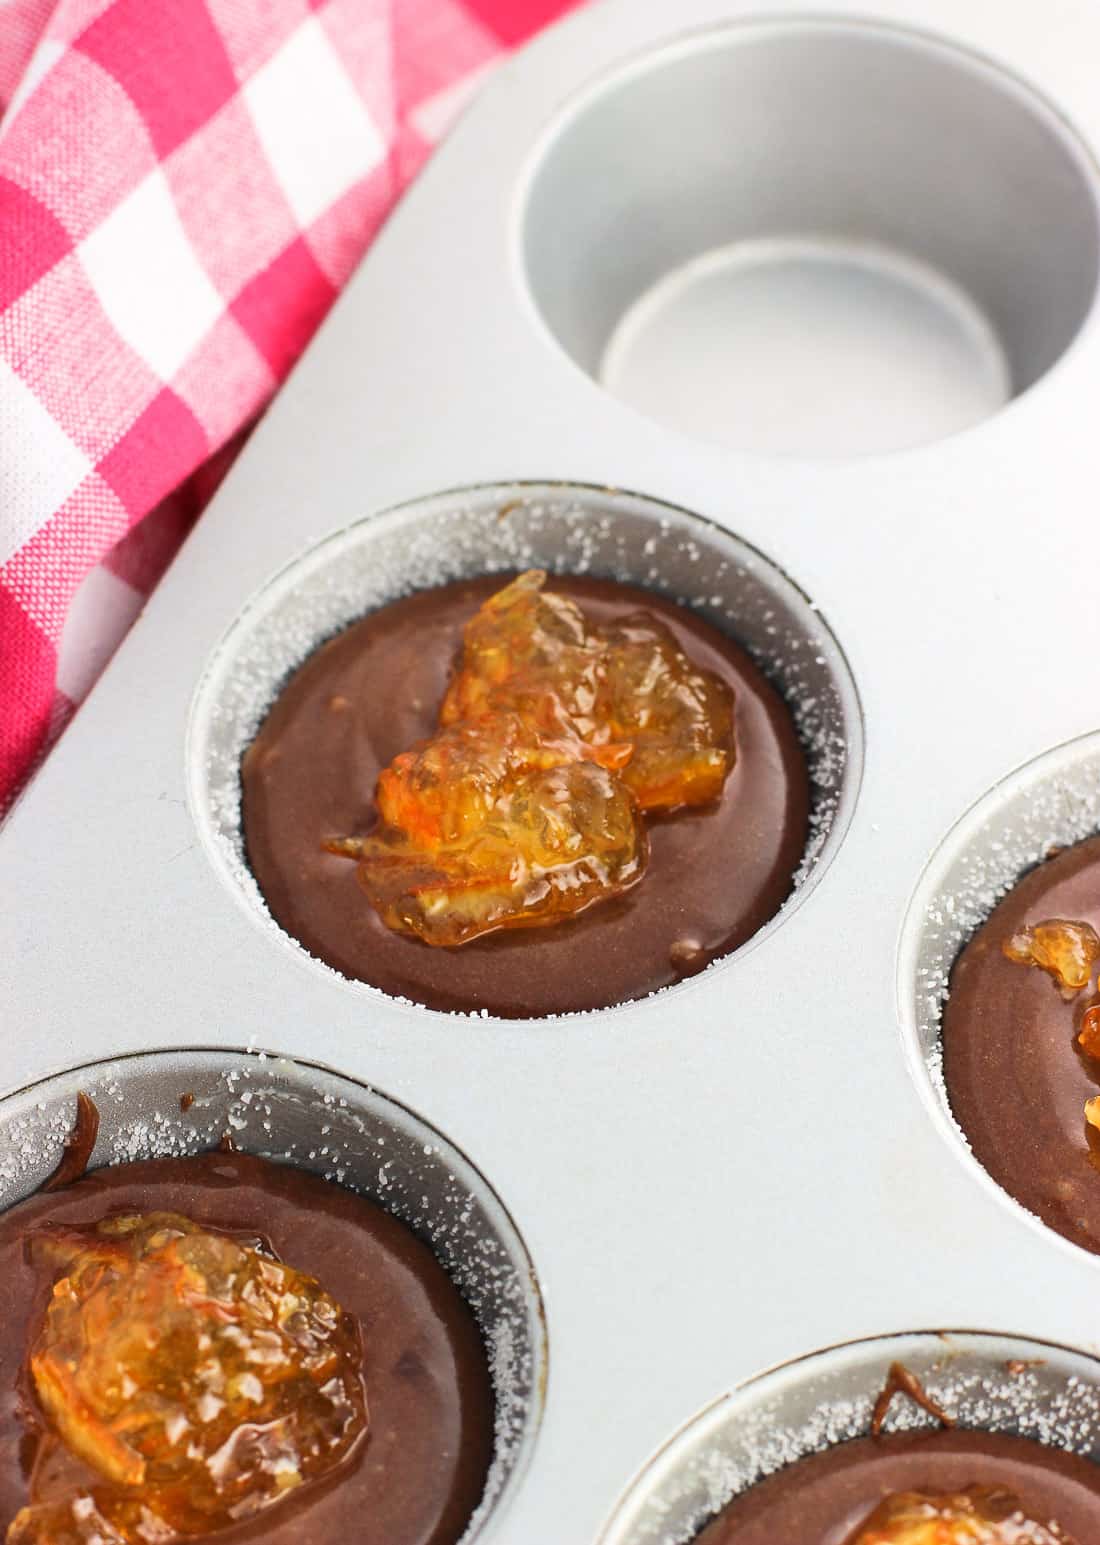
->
xmin=942 ymin=835 xmax=1100 ymax=1254
xmin=242 ymin=576 xmax=809 ymax=1016
xmin=0 ymin=1152 xmax=494 ymax=1544
xmin=693 ymin=1429 xmax=1100 ymax=1542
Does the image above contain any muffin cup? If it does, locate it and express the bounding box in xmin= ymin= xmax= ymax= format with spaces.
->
xmin=598 ymin=1330 xmax=1100 ymax=1544
xmin=188 ymin=481 xmax=861 ymax=1013
xmin=0 ymin=1048 xmax=546 ymax=1543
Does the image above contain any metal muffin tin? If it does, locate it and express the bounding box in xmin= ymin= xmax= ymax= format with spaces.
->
xmin=5 ymin=1 xmax=1100 ymax=1540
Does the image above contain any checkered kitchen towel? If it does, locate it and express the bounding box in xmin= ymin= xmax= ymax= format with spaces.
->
xmin=0 ymin=0 xmax=579 ymax=817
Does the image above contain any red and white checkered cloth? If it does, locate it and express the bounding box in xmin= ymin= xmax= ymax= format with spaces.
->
xmin=0 ymin=0 xmax=579 ymax=816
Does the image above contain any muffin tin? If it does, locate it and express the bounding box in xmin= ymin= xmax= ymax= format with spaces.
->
xmin=4 ymin=0 xmax=1100 ymax=1540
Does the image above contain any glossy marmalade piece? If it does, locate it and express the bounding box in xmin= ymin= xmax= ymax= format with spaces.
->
xmin=1080 ymin=1002 xmax=1100 ymax=1059
xmin=371 ymin=710 xmax=621 ymax=848
xmin=439 ymin=570 xmax=734 ymax=811
xmin=845 ymin=1486 xmax=1073 ymax=1544
xmin=328 ymin=751 xmax=647 ymax=949
xmin=440 ymin=570 xmax=614 ymax=748
xmin=325 ymin=570 xmax=732 ymax=947
xmin=9 ymin=1212 xmax=367 ymax=1543
xmin=1000 ymin=917 xmax=1100 ymax=1136
xmin=1001 ymin=918 xmax=1100 ymax=998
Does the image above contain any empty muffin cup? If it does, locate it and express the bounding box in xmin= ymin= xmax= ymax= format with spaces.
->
xmin=520 ymin=19 xmax=1100 ymax=457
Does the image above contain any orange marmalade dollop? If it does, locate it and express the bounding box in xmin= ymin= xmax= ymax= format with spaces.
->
xmin=1077 ymin=1002 xmax=1100 ymax=1060
xmin=8 ymin=1213 xmax=367 ymax=1543
xmin=1001 ymin=919 xmax=1100 ymax=998
xmin=327 ymin=570 xmax=734 ymax=946
xmin=1001 ymin=916 xmax=1100 ymax=1139
xmin=846 ymin=1487 xmax=1073 ymax=1544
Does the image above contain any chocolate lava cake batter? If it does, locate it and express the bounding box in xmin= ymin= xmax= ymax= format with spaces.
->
xmin=693 ymin=1428 xmax=1100 ymax=1542
xmin=241 ymin=574 xmax=809 ymax=1016
xmin=0 ymin=1150 xmax=493 ymax=1544
xmin=942 ymin=835 xmax=1100 ymax=1254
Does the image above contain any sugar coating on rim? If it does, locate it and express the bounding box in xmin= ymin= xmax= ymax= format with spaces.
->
xmin=0 ymin=1053 xmax=541 ymax=1540
xmin=911 ymin=741 xmax=1100 ymax=1130
xmin=625 ymin=1350 xmax=1100 ymax=1545
xmin=193 ymin=490 xmax=854 ymax=1019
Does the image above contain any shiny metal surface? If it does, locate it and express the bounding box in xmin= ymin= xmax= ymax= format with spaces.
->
xmin=521 ymin=19 xmax=1100 ymax=456
xmin=599 ymin=238 xmax=1014 ymax=456
xmin=4 ymin=1 xmax=1100 ymax=1541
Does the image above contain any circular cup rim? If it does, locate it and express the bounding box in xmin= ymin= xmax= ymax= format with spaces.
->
xmin=895 ymin=726 xmax=1100 ymax=1270
xmin=0 ymin=1043 xmax=548 ymax=1545
xmin=185 ymin=478 xmax=865 ymax=1025
xmin=597 ymin=1324 xmax=1100 ymax=1544
xmin=509 ymin=11 xmax=1100 ymax=464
